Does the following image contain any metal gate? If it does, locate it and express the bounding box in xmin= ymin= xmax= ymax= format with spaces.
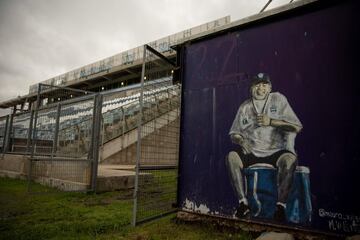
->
xmin=132 ymin=45 xmax=181 ymax=225
xmin=28 ymin=84 xmax=102 ymax=193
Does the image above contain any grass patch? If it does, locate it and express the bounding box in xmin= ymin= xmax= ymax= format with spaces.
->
xmin=0 ymin=177 xmax=132 ymax=240
xmin=137 ymin=169 xmax=177 ymax=222
xmin=0 ymin=177 xmax=253 ymax=240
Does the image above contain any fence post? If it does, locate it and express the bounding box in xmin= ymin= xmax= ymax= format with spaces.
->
xmin=51 ymin=103 xmax=61 ymax=158
xmin=90 ymin=94 xmax=103 ymax=192
xmin=99 ymin=115 xmax=104 ymax=164
xmin=26 ymin=110 xmax=34 ymax=153
xmin=1 ymin=115 xmax=10 ymax=155
xmin=132 ymin=45 xmax=147 ymax=226
xmin=4 ymin=107 xmax=16 ymax=154
xmin=31 ymin=84 xmax=42 ymax=158
xmin=28 ymin=84 xmax=41 ymax=192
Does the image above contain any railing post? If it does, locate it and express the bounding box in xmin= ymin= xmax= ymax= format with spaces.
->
xmin=26 ymin=110 xmax=34 ymax=153
xmin=4 ymin=107 xmax=16 ymax=154
xmin=90 ymin=94 xmax=103 ymax=192
xmin=132 ymin=45 xmax=147 ymax=227
xmin=28 ymin=84 xmax=41 ymax=192
xmin=51 ymin=103 xmax=61 ymax=158
xmin=31 ymin=84 xmax=42 ymax=158
xmin=120 ymin=107 xmax=125 ymax=150
xmin=1 ymin=115 xmax=10 ymax=155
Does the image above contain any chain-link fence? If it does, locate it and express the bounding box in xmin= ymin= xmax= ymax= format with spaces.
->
xmin=1 ymin=46 xmax=182 ymax=225
xmin=100 ymin=77 xmax=175 ymax=165
xmin=100 ymin=87 xmax=143 ymax=165
xmin=28 ymin=84 xmax=101 ymax=193
xmin=2 ymin=111 xmax=32 ymax=154
xmin=133 ymin=45 xmax=181 ymax=225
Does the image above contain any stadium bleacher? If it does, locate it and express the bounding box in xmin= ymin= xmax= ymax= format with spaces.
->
xmin=6 ymin=77 xmax=180 ymax=156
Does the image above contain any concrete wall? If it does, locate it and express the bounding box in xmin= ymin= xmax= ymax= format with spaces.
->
xmin=0 ymin=154 xmax=28 ymax=179
xmin=0 ymin=154 xmax=91 ymax=191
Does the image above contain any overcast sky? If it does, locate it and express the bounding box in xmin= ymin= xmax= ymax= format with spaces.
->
xmin=0 ymin=0 xmax=292 ymax=115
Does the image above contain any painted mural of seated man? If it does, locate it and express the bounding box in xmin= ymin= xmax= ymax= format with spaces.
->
xmin=226 ymin=73 xmax=302 ymax=221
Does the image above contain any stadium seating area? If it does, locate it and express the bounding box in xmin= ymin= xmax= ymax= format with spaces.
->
xmin=1 ymin=78 xmax=180 ymax=155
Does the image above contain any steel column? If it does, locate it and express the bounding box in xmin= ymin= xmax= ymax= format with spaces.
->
xmin=1 ymin=115 xmax=10 ymax=155
xmin=31 ymin=84 xmax=42 ymax=158
xmin=26 ymin=110 xmax=34 ymax=153
xmin=28 ymin=84 xmax=41 ymax=192
xmin=90 ymin=94 xmax=103 ymax=192
xmin=51 ymin=103 xmax=61 ymax=158
xmin=132 ymin=45 xmax=147 ymax=226
xmin=4 ymin=107 xmax=16 ymax=154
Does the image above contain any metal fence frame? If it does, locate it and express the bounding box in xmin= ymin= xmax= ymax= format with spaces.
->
xmin=26 ymin=84 xmax=102 ymax=192
xmin=132 ymin=44 xmax=180 ymax=226
xmin=0 ymin=115 xmax=9 ymax=154
xmin=1 ymin=47 xmax=182 ymax=224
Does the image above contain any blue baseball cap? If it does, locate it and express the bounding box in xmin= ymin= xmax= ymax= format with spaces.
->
xmin=251 ymin=73 xmax=271 ymax=86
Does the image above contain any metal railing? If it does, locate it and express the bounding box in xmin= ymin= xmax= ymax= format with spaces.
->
xmin=133 ymin=45 xmax=181 ymax=225
xmin=26 ymin=84 xmax=101 ymax=193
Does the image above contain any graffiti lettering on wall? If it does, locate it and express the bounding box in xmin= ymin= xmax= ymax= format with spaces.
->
xmin=319 ymin=209 xmax=360 ymax=233
xmin=122 ymin=53 xmax=135 ymax=65
xmin=79 ymin=60 xmax=113 ymax=79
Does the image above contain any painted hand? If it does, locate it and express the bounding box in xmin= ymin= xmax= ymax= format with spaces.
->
xmin=231 ymin=134 xmax=243 ymax=145
xmin=257 ymin=114 xmax=271 ymax=126
xmin=241 ymin=141 xmax=252 ymax=155
xmin=231 ymin=134 xmax=251 ymax=154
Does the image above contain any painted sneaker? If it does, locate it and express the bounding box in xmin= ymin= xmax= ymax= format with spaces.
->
xmin=274 ymin=204 xmax=286 ymax=222
xmin=235 ymin=202 xmax=250 ymax=218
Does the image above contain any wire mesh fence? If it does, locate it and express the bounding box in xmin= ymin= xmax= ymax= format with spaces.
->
xmin=133 ymin=45 xmax=181 ymax=225
xmin=1 ymin=46 xmax=182 ymax=225
xmin=56 ymin=99 xmax=95 ymax=158
xmin=99 ymin=77 xmax=175 ymax=165
xmin=28 ymin=84 xmax=101 ymax=193
xmin=100 ymin=88 xmax=143 ymax=165
xmin=5 ymin=111 xmax=32 ymax=154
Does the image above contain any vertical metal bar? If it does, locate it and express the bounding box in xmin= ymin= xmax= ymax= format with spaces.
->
xmin=26 ymin=110 xmax=34 ymax=153
xmin=260 ymin=0 xmax=273 ymax=13
xmin=99 ymin=116 xmax=104 ymax=164
xmin=28 ymin=84 xmax=41 ymax=192
xmin=123 ymin=107 xmax=129 ymax=163
xmin=94 ymin=94 xmax=103 ymax=190
xmin=1 ymin=115 xmax=10 ymax=155
xmin=31 ymin=84 xmax=42 ymax=158
xmin=88 ymin=96 xmax=96 ymax=189
xmin=4 ymin=107 xmax=16 ymax=154
xmin=51 ymin=103 xmax=61 ymax=158
xmin=167 ymin=89 xmax=170 ymax=123
xmin=154 ymin=94 xmax=158 ymax=132
xmin=90 ymin=94 xmax=103 ymax=192
xmin=132 ymin=45 xmax=147 ymax=226
xmin=121 ymin=107 xmax=125 ymax=151
xmin=88 ymin=96 xmax=96 ymax=163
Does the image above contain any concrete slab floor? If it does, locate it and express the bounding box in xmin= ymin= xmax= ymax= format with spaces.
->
xmin=97 ymin=164 xmax=135 ymax=177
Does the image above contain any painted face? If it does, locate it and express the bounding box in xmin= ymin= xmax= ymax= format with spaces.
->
xmin=251 ymin=82 xmax=271 ymax=100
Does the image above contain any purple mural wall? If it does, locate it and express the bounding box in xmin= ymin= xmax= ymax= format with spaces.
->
xmin=178 ymin=1 xmax=360 ymax=235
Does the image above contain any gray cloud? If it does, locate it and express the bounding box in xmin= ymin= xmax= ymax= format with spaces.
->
xmin=0 ymin=0 xmax=292 ymax=112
